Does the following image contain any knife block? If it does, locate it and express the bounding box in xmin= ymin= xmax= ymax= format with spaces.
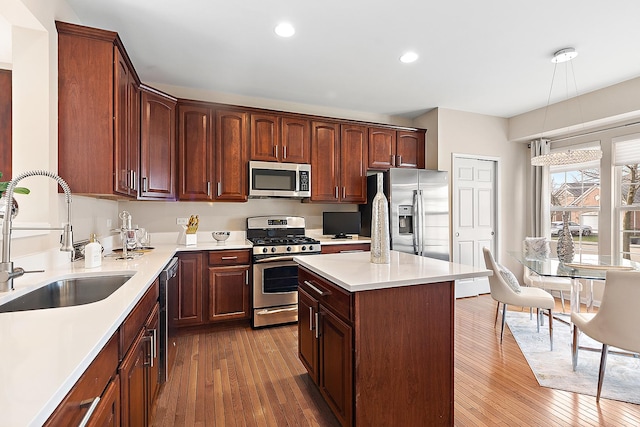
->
xmin=179 ymin=226 xmax=198 ymax=246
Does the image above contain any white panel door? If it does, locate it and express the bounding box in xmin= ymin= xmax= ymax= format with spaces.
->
xmin=453 ymin=156 xmax=497 ymax=298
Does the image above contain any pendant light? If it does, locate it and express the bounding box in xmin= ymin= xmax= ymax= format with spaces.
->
xmin=531 ymin=48 xmax=603 ymax=167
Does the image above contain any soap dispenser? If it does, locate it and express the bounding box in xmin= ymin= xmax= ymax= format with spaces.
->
xmin=84 ymin=233 xmax=102 ymax=268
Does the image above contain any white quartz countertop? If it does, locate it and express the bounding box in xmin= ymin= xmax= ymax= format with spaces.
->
xmin=294 ymin=250 xmax=491 ymax=293
xmin=0 ymin=238 xmax=251 ymax=427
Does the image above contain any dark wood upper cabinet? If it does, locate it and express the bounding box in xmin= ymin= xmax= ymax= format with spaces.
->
xmin=368 ymin=127 xmax=425 ymax=170
xmin=311 ymin=121 xmax=340 ymax=202
xmin=250 ymin=113 xmax=280 ymax=162
xmin=368 ymin=127 xmax=396 ymax=170
xmin=250 ymin=113 xmax=310 ymax=164
xmin=215 ymin=109 xmax=248 ymax=201
xmin=310 ymin=122 xmax=366 ymax=203
xmin=140 ymin=87 xmax=177 ymax=200
xmin=281 ymin=116 xmax=311 ymax=164
xmin=0 ymin=69 xmax=11 ymax=180
xmin=339 ymin=124 xmax=367 ymax=203
xmin=57 ymin=21 xmax=140 ymax=198
xmin=396 ymin=130 xmax=425 ymax=169
xmin=177 ymin=104 xmax=214 ymax=201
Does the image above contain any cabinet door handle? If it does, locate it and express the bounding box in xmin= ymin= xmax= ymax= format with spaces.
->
xmin=129 ymin=170 xmax=136 ymax=190
xmin=342 ymin=187 xmax=346 ymax=199
xmin=283 ymin=145 xmax=287 ymax=159
xmin=217 ymin=182 xmax=222 ymax=197
xmin=315 ymin=312 xmax=320 ymax=339
xmin=142 ymin=335 xmax=153 ymax=366
xmin=304 ymin=280 xmax=327 ymax=296
xmin=151 ymin=328 xmax=157 ymax=366
xmin=309 ymin=306 xmax=314 ymax=331
xmin=78 ymin=397 xmax=101 ymax=427
xmin=206 ymin=181 xmax=211 ymax=196
xmin=245 ymin=270 xmax=249 ymax=285
xmin=142 ymin=177 xmax=148 ymax=192
xmin=334 ymin=186 xmax=339 ymax=199
xmin=221 ymin=256 xmax=238 ymax=260
xmin=274 ymin=145 xmax=278 ymax=159
xmin=391 ymin=154 xmax=395 ymax=167
xmin=397 ymin=155 xmax=402 ymax=166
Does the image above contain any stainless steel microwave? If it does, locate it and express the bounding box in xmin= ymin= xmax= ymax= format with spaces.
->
xmin=249 ymin=161 xmax=311 ymax=198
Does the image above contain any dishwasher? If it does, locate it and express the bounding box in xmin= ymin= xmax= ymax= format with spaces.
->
xmin=159 ymin=256 xmax=179 ymax=383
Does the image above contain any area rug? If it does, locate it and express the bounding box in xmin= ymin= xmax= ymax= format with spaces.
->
xmin=506 ymin=311 xmax=640 ymax=404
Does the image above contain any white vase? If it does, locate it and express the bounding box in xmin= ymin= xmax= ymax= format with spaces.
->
xmin=370 ymin=173 xmax=390 ymax=264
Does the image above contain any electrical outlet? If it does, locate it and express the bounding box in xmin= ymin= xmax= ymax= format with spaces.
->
xmin=176 ymin=217 xmax=189 ymax=225
xmin=106 ymin=219 xmax=112 ymax=228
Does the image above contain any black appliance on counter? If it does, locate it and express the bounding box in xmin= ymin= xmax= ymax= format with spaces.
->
xmin=247 ymin=216 xmax=320 ymax=328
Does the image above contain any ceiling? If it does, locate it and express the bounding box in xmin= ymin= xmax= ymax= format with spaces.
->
xmin=63 ymin=0 xmax=640 ymax=119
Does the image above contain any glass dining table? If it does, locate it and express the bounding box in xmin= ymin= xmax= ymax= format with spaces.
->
xmin=508 ymin=251 xmax=640 ymax=314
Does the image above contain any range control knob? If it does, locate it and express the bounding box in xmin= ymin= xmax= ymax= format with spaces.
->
xmin=286 ymin=246 xmax=292 ymax=252
xmin=308 ymin=245 xmax=314 ymax=251
xmin=302 ymin=246 xmax=307 ymax=251
xmin=262 ymin=247 xmax=268 ymax=253
xmin=271 ymin=247 xmax=277 ymax=253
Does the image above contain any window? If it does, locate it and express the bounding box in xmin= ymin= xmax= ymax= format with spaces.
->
xmin=614 ymin=134 xmax=640 ymax=260
xmin=549 ymin=143 xmax=601 ymax=255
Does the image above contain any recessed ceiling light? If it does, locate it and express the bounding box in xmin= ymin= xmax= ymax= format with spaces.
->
xmin=275 ymin=22 xmax=295 ymax=38
xmin=400 ymin=51 xmax=418 ymax=64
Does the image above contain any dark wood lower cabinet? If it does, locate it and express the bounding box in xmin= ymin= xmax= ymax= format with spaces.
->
xmin=299 ymin=266 xmax=454 ymax=427
xmin=120 ymin=328 xmax=147 ymax=426
xmin=298 ymin=288 xmax=319 ymax=383
xmin=171 ymin=252 xmax=204 ymax=326
xmin=88 ymin=375 xmax=121 ymax=427
xmin=208 ymin=265 xmax=250 ymax=321
xmin=318 ymin=306 xmax=353 ymax=427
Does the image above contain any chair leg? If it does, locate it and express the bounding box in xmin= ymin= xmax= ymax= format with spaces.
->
xmin=572 ymin=324 xmax=579 ymax=371
xmin=559 ymin=291 xmax=566 ymax=313
xmin=500 ymin=303 xmax=507 ymax=343
xmin=529 ymin=307 xmax=533 ymax=320
xmin=548 ymin=308 xmax=553 ymax=351
xmin=596 ymin=344 xmax=609 ymax=402
xmin=494 ymin=301 xmax=500 ymax=326
xmin=536 ymin=308 xmax=540 ymax=333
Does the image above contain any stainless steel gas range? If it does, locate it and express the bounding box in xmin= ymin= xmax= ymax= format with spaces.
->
xmin=247 ymin=216 xmax=320 ymax=328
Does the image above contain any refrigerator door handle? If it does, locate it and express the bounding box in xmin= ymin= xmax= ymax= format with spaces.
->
xmin=413 ymin=190 xmax=420 ymax=255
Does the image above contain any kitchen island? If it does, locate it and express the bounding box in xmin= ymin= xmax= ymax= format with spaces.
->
xmin=294 ymin=250 xmax=491 ymax=427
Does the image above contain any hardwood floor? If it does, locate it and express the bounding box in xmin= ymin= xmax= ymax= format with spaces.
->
xmin=153 ymin=295 xmax=640 ymax=426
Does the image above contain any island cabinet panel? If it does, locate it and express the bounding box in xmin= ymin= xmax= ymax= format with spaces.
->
xmin=87 ymin=375 xmax=120 ymax=427
xmin=177 ymin=105 xmax=214 ymax=201
xmin=171 ymin=252 xmax=205 ymax=326
xmin=353 ymin=281 xmax=454 ymax=426
xmin=298 ymin=266 xmax=454 ymax=427
xmin=396 ymin=130 xmax=425 ymax=169
xmin=215 ymin=109 xmax=248 ymax=201
xmin=139 ymin=87 xmax=176 ymax=200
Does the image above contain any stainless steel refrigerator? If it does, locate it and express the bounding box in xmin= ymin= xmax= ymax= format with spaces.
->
xmin=361 ymin=169 xmax=450 ymax=261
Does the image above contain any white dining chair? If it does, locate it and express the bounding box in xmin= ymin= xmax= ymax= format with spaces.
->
xmin=571 ymin=269 xmax=640 ymax=401
xmin=483 ymin=247 xmax=555 ymax=350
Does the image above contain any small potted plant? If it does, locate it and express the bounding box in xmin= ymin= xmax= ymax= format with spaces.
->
xmin=0 ymin=172 xmax=30 ymax=219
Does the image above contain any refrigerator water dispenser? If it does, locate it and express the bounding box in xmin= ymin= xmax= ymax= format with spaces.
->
xmin=398 ymin=205 xmax=413 ymax=234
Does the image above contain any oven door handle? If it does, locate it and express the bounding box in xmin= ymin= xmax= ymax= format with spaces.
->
xmin=255 ymin=307 xmax=298 ymax=315
xmin=254 ymin=256 xmax=296 ymax=263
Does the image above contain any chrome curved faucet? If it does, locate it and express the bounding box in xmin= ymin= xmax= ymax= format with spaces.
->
xmin=0 ymin=170 xmax=74 ymax=292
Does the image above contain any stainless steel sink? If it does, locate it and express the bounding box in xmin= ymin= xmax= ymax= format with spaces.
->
xmin=0 ymin=274 xmax=134 ymax=313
